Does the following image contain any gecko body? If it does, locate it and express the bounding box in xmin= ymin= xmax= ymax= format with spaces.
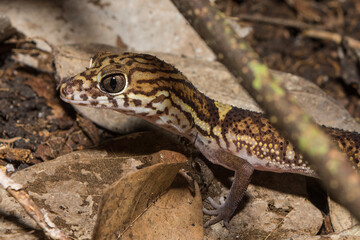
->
xmin=60 ymin=52 xmax=360 ymax=227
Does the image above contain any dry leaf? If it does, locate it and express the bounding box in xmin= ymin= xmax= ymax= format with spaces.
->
xmin=93 ymin=150 xmax=203 ymax=240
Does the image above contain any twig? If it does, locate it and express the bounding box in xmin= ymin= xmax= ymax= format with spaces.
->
xmin=0 ymin=137 xmax=23 ymax=144
xmin=0 ymin=170 xmax=71 ymax=240
xmin=233 ymin=14 xmax=327 ymax=30
xmin=233 ymin=14 xmax=360 ymax=50
xmin=170 ymin=0 xmax=360 ymax=222
xmin=302 ymin=29 xmax=360 ymax=49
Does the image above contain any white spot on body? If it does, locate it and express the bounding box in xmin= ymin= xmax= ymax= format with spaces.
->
xmin=286 ymin=150 xmax=295 ymax=161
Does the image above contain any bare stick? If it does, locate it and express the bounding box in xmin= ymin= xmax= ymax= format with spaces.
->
xmin=234 ymin=14 xmax=360 ymax=50
xmin=0 ymin=137 xmax=23 ymax=144
xmin=0 ymin=170 xmax=71 ymax=240
xmin=233 ymin=14 xmax=327 ymax=30
xmin=303 ymin=29 xmax=360 ymax=49
xmin=170 ymin=0 xmax=360 ymax=221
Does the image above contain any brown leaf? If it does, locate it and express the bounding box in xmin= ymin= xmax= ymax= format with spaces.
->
xmin=121 ymin=175 xmax=203 ymax=240
xmin=76 ymin=115 xmax=100 ymax=145
xmin=93 ymin=150 xmax=203 ymax=240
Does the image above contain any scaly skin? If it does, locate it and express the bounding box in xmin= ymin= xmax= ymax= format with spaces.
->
xmin=59 ymin=52 xmax=360 ymax=227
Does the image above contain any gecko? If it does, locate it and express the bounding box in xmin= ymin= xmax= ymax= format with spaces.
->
xmin=59 ymin=51 xmax=360 ymax=228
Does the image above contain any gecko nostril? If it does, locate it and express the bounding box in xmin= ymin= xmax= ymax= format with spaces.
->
xmin=66 ymin=85 xmax=74 ymax=95
xmin=61 ymin=84 xmax=74 ymax=97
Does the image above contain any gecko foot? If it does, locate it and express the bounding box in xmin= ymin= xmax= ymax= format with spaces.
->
xmin=199 ymin=151 xmax=253 ymax=229
xmin=203 ymin=197 xmax=232 ymax=229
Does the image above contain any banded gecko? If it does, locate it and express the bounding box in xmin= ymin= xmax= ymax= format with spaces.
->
xmin=60 ymin=52 xmax=360 ymax=228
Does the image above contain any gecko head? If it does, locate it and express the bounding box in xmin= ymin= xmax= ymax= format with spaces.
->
xmin=60 ymin=51 xmax=184 ymax=116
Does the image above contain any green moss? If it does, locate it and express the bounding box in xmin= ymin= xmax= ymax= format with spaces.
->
xmin=269 ymin=80 xmax=285 ymax=96
xmin=238 ymin=42 xmax=247 ymax=50
xmin=249 ymin=61 xmax=268 ymax=90
xmin=298 ymin=128 xmax=329 ymax=156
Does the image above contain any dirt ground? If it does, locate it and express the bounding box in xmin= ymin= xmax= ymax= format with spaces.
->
xmin=0 ymin=41 xmax=114 ymax=168
xmin=217 ymin=0 xmax=360 ymax=120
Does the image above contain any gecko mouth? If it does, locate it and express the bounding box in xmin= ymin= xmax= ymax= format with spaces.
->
xmin=60 ymin=95 xmax=91 ymax=106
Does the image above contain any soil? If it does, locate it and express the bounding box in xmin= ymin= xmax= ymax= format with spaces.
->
xmin=216 ymin=0 xmax=360 ymax=120
xmin=0 ymin=40 xmax=114 ymax=168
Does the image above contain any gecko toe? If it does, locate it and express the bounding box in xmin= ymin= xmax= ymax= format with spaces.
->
xmin=203 ymin=197 xmax=232 ymax=228
xmin=202 ymin=208 xmax=218 ymax=215
xmin=206 ymin=197 xmax=222 ymax=209
xmin=203 ymin=208 xmax=231 ymax=228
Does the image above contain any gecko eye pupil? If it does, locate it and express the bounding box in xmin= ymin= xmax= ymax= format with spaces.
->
xmin=100 ymin=74 xmax=126 ymax=93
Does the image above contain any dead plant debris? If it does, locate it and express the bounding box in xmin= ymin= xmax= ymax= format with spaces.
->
xmin=216 ymin=0 xmax=360 ymax=120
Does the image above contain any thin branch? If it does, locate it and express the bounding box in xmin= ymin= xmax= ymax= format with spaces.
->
xmin=170 ymin=0 xmax=360 ymax=221
xmin=302 ymin=29 xmax=360 ymax=49
xmin=0 ymin=137 xmax=23 ymax=144
xmin=0 ymin=170 xmax=71 ymax=240
xmin=233 ymin=14 xmax=327 ymax=30
xmin=233 ymin=14 xmax=360 ymax=50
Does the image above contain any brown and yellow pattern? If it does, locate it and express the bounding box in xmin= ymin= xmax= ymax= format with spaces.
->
xmin=59 ymin=52 xmax=360 ymax=226
xmin=60 ymin=52 xmax=360 ymax=174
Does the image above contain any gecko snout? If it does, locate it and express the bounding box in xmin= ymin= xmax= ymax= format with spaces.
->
xmin=59 ymin=80 xmax=75 ymax=101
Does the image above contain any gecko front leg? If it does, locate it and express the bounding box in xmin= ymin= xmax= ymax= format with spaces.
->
xmin=201 ymin=150 xmax=254 ymax=228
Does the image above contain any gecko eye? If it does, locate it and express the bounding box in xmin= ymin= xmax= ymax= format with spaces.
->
xmin=99 ymin=74 xmax=127 ymax=94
